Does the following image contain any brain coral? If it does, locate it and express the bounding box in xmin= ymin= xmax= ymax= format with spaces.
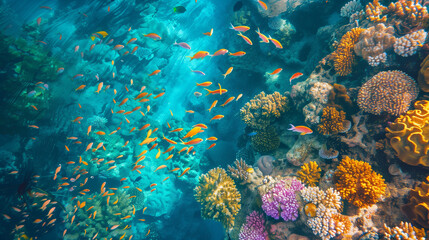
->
xmin=240 ymin=91 xmax=288 ymax=129
xmin=402 ymin=176 xmax=429 ymax=229
xmin=386 ymin=100 xmax=429 ymax=167
xmin=317 ymin=106 xmax=350 ymax=135
xmin=297 ymin=161 xmax=321 ymax=187
xmin=418 ymin=55 xmax=429 ymax=92
xmin=335 ymin=156 xmax=386 ymax=208
xmin=332 ymin=27 xmax=365 ymax=76
xmin=194 ymin=167 xmax=241 ymax=230
xmin=357 ymin=70 xmax=419 ymax=116
xmin=354 ymin=23 xmax=396 ymax=66
xmin=251 ymin=126 xmax=280 ymax=153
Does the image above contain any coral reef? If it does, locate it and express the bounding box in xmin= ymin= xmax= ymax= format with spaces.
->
xmin=257 ymin=155 xmax=275 ymax=176
xmin=317 ymin=106 xmax=349 ymax=135
xmin=335 ymin=156 xmax=386 ymax=208
xmin=365 ymin=0 xmax=387 ymax=22
xmin=319 ymin=147 xmax=339 ymax=159
xmin=332 ymin=27 xmax=365 ymax=76
xmin=297 ymin=161 xmax=321 ymax=187
xmin=383 ymin=221 xmax=426 ymax=240
xmin=385 ymin=100 xmax=429 ymax=167
xmin=357 ymin=70 xmax=419 ymax=116
xmin=238 ymin=211 xmax=268 ymax=240
xmin=354 ymin=23 xmax=396 ymax=66
xmin=418 ymin=55 xmax=429 ymax=92
xmin=240 ymin=91 xmax=288 ymax=130
xmin=250 ymin=126 xmax=280 ymax=153
xmin=301 ymin=186 xmax=351 ymax=240
xmin=228 ymin=159 xmax=250 ymax=184
xmin=341 ymin=0 xmax=363 ymax=18
xmin=194 ymin=167 xmax=241 ymax=230
xmin=327 ymin=83 xmax=355 ymax=115
xmin=64 ymin=189 xmax=133 ymax=240
xmin=394 ymin=29 xmax=427 ymax=57
xmin=402 ymin=176 xmax=429 ymax=229
xmin=261 ymin=178 xmax=303 ymax=221
xmin=386 ymin=0 xmax=429 ymax=34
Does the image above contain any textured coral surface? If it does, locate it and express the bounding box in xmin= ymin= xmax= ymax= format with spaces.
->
xmin=332 ymin=27 xmax=365 ymax=76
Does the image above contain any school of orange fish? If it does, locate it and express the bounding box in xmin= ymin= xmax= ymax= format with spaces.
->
xmin=3 ymin=2 xmax=309 ymax=239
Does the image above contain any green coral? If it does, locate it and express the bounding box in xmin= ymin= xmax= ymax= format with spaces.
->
xmin=251 ymin=126 xmax=280 ymax=153
xmin=64 ymin=189 xmax=133 ymax=240
xmin=194 ymin=167 xmax=241 ymax=230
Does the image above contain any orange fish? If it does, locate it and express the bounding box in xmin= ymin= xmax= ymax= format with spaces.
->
xmin=207 ymin=143 xmax=216 ymax=150
xmin=95 ymin=131 xmax=105 ymax=135
xmin=230 ymin=23 xmax=250 ymax=32
xmin=154 ymin=165 xmax=167 ymax=172
xmin=204 ymin=87 xmax=227 ymax=95
xmin=210 ymin=115 xmax=224 ymax=121
xmin=222 ymin=67 xmax=233 ymax=79
xmin=237 ymin=32 xmax=252 ymax=45
xmin=144 ymin=33 xmax=161 ymax=40
xmin=196 ymin=82 xmax=212 ymax=87
xmin=203 ymin=28 xmax=213 ymax=36
xmin=221 ymin=97 xmax=235 ymax=107
xmin=207 ymin=100 xmax=218 ymax=112
xmin=149 ymin=70 xmax=161 ymax=76
xmin=127 ymin=38 xmax=137 ymax=45
xmin=75 ymin=85 xmax=86 ymax=91
xmin=206 ymin=137 xmax=218 ymax=141
xmin=211 ymin=49 xmax=228 ymax=56
xmin=257 ymin=0 xmax=268 ymax=10
xmin=153 ymin=92 xmax=165 ymax=99
xmin=31 ymin=105 xmax=38 ymax=110
xmin=229 ymin=51 xmax=246 ymax=56
xmin=183 ymin=127 xmax=201 ymax=139
xmin=186 ymin=51 xmax=210 ymax=61
xmin=193 ymin=123 xmax=208 ymax=129
xmin=256 ymin=28 xmax=269 ymax=43
xmin=290 ymin=72 xmax=303 ymax=84
xmin=270 ymin=68 xmax=283 ymax=75
xmin=181 ymin=138 xmax=203 ymax=145
xmin=288 ymin=124 xmax=313 ymax=135
xmin=119 ymin=98 xmax=129 ymax=106
xmin=95 ymin=82 xmax=104 ymax=94
xmin=178 ymin=167 xmax=190 ymax=177
xmin=34 ymin=219 xmax=43 ymax=223
xmin=268 ymin=35 xmax=283 ymax=49
xmin=28 ymin=125 xmax=39 ymax=129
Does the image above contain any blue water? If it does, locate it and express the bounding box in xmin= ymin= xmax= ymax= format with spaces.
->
xmin=0 ymin=0 xmax=340 ymax=239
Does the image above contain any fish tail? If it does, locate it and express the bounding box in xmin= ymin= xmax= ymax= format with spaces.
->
xmin=229 ymin=23 xmax=234 ymax=29
xmin=204 ymin=88 xmax=212 ymax=95
xmin=185 ymin=56 xmax=193 ymax=60
xmin=288 ymin=124 xmax=295 ymax=130
xmin=222 ymin=74 xmax=226 ymax=79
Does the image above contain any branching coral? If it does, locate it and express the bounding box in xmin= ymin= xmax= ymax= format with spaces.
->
xmin=335 ymin=156 xmax=386 ymax=208
xmin=228 ymin=159 xmax=250 ymax=184
xmin=402 ymin=176 xmax=429 ymax=229
xmin=341 ymin=0 xmax=363 ymax=18
xmin=317 ymin=107 xmax=350 ymax=135
xmin=301 ymin=186 xmax=350 ymax=240
xmin=238 ymin=211 xmax=268 ymax=240
xmin=384 ymin=221 xmax=426 ymax=240
xmin=250 ymin=126 xmax=280 ymax=153
xmin=394 ymin=29 xmax=427 ymax=57
xmin=418 ymin=55 xmax=429 ymax=92
xmin=297 ymin=161 xmax=321 ymax=187
xmin=365 ymin=0 xmax=387 ymax=22
xmin=354 ymin=23 xmax=396 ymax=66
xmin=64 ymin=189 xmax=133 ymax=240
xmin=261 ymin=178 xmax=303 ymax=221
xmin=357 ymin=70 xmax=419 ymax=116
xmin=332 ymin=27 xmax=365 ymax=76
xmin=194 ymin=167 xmax=241 ymax=230
xmin=240 ymin=91 xmax=288 ymax=129
xmin=387 ymin=0 xmax=429 ymax=34
xmin=385 ymin=100 xmax=429 ymax=167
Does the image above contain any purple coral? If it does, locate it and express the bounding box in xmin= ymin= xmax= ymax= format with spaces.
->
xmin=262 ymin=179 xmax=303 ymax=221
xmin=239 ymin=211 xmax=268 ymax=240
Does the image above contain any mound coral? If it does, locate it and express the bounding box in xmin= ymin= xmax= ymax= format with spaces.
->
xmin=402 ymin=176 xmax=429 ymax=229
xmin=194 ymin=167 xmax=241 ymax=229
xmin=250 ymin=126 xmax=280 ymax=153
xmin=335 ymin=156 xmax=386 ymax=208
xmin=327 ymin=83 xmax=356 ymax=115
xmin=354 ymin=23 xmax=396 ymax=66
xmin=384 ymin=221 xmax=426 ymax=240
xmin=257 ymin=155 xmax=275 ymax=176
xmin=394 ymin=29 xmax=427 ymax=57
xmin=240 ymin=91 xmax=288 ymax=130
xmin=357 ymin=70 xmax=419 ymax=116
xmin=332 ymin=27 xmax=365 ymax=76
xmin=317 ymin=107 xmax=350 ymax=135
xmin=301 ymin=186 xmax=350 ymax=239
xmin=228 ymin=159 xmax=250 ymax=184
xmin=261 ymin=178 xmax=303 ymax=221
xmin=64 ymin=189 xmax=133 ymax=240
xmin=238 ymin=211 xmax=268 ymax=240
xmin=385 ymin=100 xmax=429 ymax=167
xmin=418 ymin=55 xmax=429 ymax=92
xmin=297 ymin=161 xmax=321 ymax=187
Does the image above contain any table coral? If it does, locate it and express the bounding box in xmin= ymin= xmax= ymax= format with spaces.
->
xmin=335 ymin=156 xmax=386 ymax=208
xmin=418 ymin=55 xmax=429 ymax=92
xmin=385 ymin=100 xmax=429 ymax=167
xmin=354 ymin=23 xmax=396 ymax=66
xmin=251 ymin=126 xmax=280 ymax=153
xmin=194 ymin=167 xmax=241 ymax=230
xmin=261 ymin=178 xmax=303 ymax=221
xmin=317 ymin=106 xmax=349 ymax=135
xmin=357 ymin=70 xmax=419 ymax=116
xmin=240 ymin=91 xmax=288 ymax=130
xmin=332 ymin=27 xmax=365 ymax=76
xmin=238 ymin=211 xmax=268 ymax=240
xmin=297 ymin=161 xmax=321 ymax=187
xmin=402 ymin=176 xmax=429 ymax=229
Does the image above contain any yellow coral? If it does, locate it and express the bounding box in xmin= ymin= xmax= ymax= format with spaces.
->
xmin=418 ymin=55 xmax=429 ymax=92
xmin=250 ymin=126 xmax=280 ymax=153
xmin=335 ymin=156 xmax=386 ymax=208
xmin=317 ymin=107 xmax=349 ymax=135
xmin=385 ymin=100 xmax=429 ymax=167
xmin=332 ymin=28 xmax=365 ymax=76
xmin=297 ymin=161 xmax=321 ymax=187
xmin=240 ymin=91 xmax=288 ymax=129
xmin=384 ymin=221 xmax=426 ymax=240
xmin=402 ymin=176 xmax=429 ymax=229
xmin=365 ymin=0 xmax=387 ymax=22
xmin=194 ymin=167 xmax=241 ymax=230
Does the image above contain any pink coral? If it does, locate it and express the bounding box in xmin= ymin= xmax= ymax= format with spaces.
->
xmin=239 ymin=211 xmax=268 ymax=240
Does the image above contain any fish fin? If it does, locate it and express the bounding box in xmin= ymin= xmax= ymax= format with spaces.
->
xmin=90 ymin=36 xmax=95 ymax=41
xmin=204 ymin=88 xmax=212 ymax=95
xmin=300 ymin=132 xmax=306 ymax=135
xmin=288 ymin=124 xmax=294 ymax=130
xmin=229 ymin=23 xmax=234 ymax=29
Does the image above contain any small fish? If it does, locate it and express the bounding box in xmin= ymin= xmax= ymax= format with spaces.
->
xmin=173 ymin=41 xmax=191 ymax=49
xmin=154 ymin=165 xmax=167 ymax=172
xmin=113 ymin=44 xmax=124 ymax=50
xmin=194 ymin=92 xmax=202 ymax=97
xmin=288 ymin=124 xmax=313 ymax=135
xmin=207 ymin=143 xmax=216 ymax=150
xmin=210 ymin=115 xmax=224 ymax=121
xmin=190 ymin=68 xmax=206 ymax=76
xmin=173 ymin=6 xmax=186 ymax=13
xmin=37 ymin=17 xmax=42 ymax=26
xmin=153 ymin=92 xmax=165 ymax=99
xmin=203 ymin=28 xmax=213 ymax=36
xmin=257 ymin=0 xmax=268 ymax=10
xmin=268 ymin=35 xmax=283 ymax=49
xmin=211 ymin=49 xmax=228 ymax=56
xmin=144 ymin=33 xmax=161 ymax=40
xmin=75 ymin=85 xmax=86 ymax=91
xmin=196 ymin=82 xmax=212 ymax=87
xmin=74 ymin=45 xmax=79 ymax=52
xmin=33 ymin=219 xmax=43 ymax=223
xmin=95 ymin=82 xmax=103 ymax=93
xmin=221 ymin=97 xmax=235 ymax=107
xmin=290 ymin=72 xmax=303 ymax=84
xmin=206 ymin=137 xmax=218 ymax=141
xmin=178 ymin=167 xmax=190 ymax=177
xmin=246 ymin=167 xmax=254 ymax=173
xmin=127 ymin=38 xmax=137 ymax=45
xmin=207 ymin=100 xmax=218 ymax=112
xmin=237 ymin=32 xmax=252 ymax=45
xmin=183 ymin=127 xmax=201 ymax=139
xmin=229 ymin=51 xmax=246 ymax=56
xmin=186 ymin=51 xmax=210 ymax=61
xmin=223 ymin=67 xmax=233 ymax=79
xmin=270 ymin=68 xmax=283 ymax=75
xmin=149 ymin=70 xmax=161 ymax=76
xmin=230 ymin=23 xmax=250 ymax=32
xmin=73 ymin=74 xmax=84 ymax=80
xmin=57 ymin=67 xmax=64 ymax=74
xmin=256 ymin=28 xmax=269 ymax=43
